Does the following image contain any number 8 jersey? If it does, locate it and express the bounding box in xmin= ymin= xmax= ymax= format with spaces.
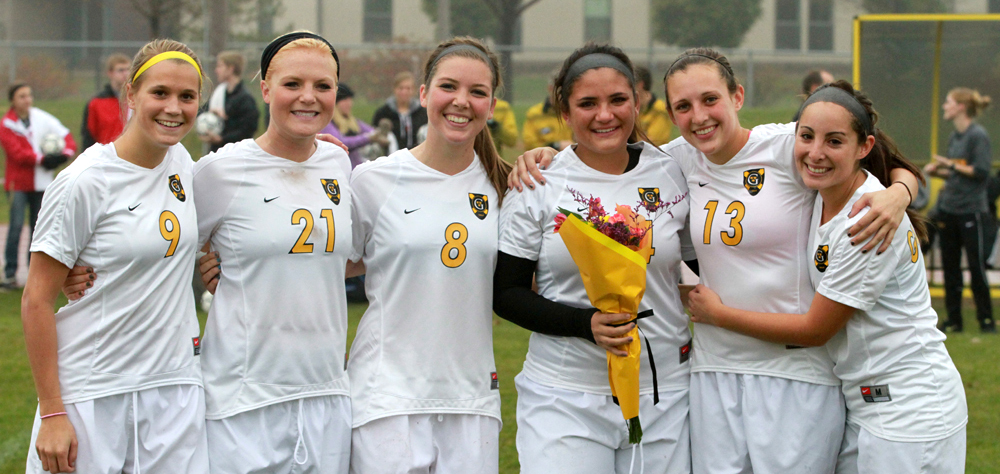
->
xmin=30 ymin=143 xmax=202 ymax=404
xmin=348 ymin=149 xmax=501 ymax=428
xmin=193 ymin=139 xmax=353 ymax=420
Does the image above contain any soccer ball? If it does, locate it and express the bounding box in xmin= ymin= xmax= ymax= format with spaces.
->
xmin=40 ymin=133 xmax=65 ymax=155
xmin=196 ymin=112 xmax=224 ymax=136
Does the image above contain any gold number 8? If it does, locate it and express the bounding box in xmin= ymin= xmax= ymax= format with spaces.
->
xmin=159 ymin=210 xmax=180 ymax=258
xmin=441 ymin=222 xmax=468 ymax=268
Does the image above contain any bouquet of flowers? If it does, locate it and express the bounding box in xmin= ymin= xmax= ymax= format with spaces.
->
xmin=554 ymin=187 xmax=683 ymax=444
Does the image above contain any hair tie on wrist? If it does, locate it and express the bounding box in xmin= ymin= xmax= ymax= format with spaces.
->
xmin=40 ymin=412 xmax=67 ymax=420
xmin=892 ymin=181 xmax=913 ymax=206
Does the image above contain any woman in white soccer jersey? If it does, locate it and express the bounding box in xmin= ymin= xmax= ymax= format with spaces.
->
xmin=192 ymin=32 xmax=355 ymax=473
xmin=512 ymin=48 xmax=919 ymax=473
xmin=688 ymin=81 xmax=967 ymax=474
xmin=346 ymin=36 xmax=511 ymax=473
xmin=494 ymin=43 xmax=694 ymax=474
xmin=21 ymin=40 xmax=209 ymax=474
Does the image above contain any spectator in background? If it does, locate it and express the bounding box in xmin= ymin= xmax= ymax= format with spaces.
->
xmin=320 ymin=84 xmax=390 ymax=168
xmin=372 ymin=71 xmax=427 ymax=149
xmin=924 ymin=87 xmax=995 ymax=334
xmin=199 ymin=50 xmax=259 ymax=152
xmin=490 ymin=98 xmax=518 ymax=153
xmin=635 ymin=64 xmax=672 ymax=146
xmin=81 ymin=53 xmax=130 ymax=150
xmin=0 ymin=83 xmax=76 ymax=289
xmin=522 ymin=77 xmax=572 ymax=151
xmin=802 ymin=69 xmax=835 ymax=96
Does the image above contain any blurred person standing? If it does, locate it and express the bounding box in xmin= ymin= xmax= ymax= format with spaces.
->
xmin=521 ymin=76 xmax=572 ymax=151
xmin=0 ymin=84 xmax=76 ymax=289
xmin=320 ymin=83 xmax=390 ymax=169
xmin=489 ymin=97 xmax=518 ymax=153
xmin=81 ymin=53 xmax=130 ymax=149
xmin=199 ymin=50 xmax=260 ymax=152
xmin=924 ymin=87 xmax=995 ymax=334
xmin=635 ymin=65 xmax=672 ymax=146
xmin=371 ymin=71 xmax=427 ymax=149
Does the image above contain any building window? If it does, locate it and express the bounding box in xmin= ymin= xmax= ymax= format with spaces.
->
xmin=990 ymin=0 xmax=1000 ymax=12
xmin=363 ymin=0 xmax=392 ymax=43
xmin=809 ymin=0 xmax=833 ymax=50
xmin=584 ymin=0 xmax=611 ymax=42
xmin=775 ymin=0 xmax=800 ymax=50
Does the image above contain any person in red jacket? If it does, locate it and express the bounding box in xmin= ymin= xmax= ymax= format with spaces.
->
xmin=0 ymin=83 xmax=76 ymax=288
xmin=81 ymin=54 xmax=130 ymax=150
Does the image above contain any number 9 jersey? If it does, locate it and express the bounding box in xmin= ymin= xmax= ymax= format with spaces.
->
xmin=192 ymin=139 xmax=353 ymax=420
xmin=347 ymin=149 xmax=501 ymax=428
xmin=30 ymin=142 xmax=202 ymax=404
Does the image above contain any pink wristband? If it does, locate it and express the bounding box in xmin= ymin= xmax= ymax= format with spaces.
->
xmin=40 ymin=412 xmax=67 ymax=420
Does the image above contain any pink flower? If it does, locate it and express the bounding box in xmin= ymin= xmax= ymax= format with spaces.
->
xmin=554 ymin=213 xmax=567 ymax=232
xmin=608 ymin=213 xmax=626 ymax=225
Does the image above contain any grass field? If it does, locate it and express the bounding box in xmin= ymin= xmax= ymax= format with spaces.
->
xmin=0 ymin=293 xmax=996 ymax=473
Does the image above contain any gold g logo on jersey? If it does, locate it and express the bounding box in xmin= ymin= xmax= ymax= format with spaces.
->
xmin=168 ymin=174 xmax=186 ymax=202
xmin=638 ymin=187 xmax=661 ymax=211
xmin=743 ymin=168 xmax=765 ymax=196
xmin=815 ymin=245 xmax=829 ymax=272
xmin=469 ymin=193 xmax=489 ymax=220
xmin=321 ymin=179 xmax=341 ymax=205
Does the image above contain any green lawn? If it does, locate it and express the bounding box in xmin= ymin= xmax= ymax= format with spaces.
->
xmin=0 ymin=293 xmax=996 ymax=473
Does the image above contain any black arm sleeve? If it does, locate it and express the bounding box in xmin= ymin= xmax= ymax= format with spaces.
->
xmin=493 ymin=251 xmax=597 ymax=342
xmin=221 ymin=94 xmax=260 ymax=143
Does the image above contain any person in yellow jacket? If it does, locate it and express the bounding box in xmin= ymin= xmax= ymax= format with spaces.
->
xmin=522 ymin=82 xmax=573 ymax=151
xmin=635 ymin=65 xmax=673 ymax=146
xmin=489 ymin=98 xmax=518 ymax=153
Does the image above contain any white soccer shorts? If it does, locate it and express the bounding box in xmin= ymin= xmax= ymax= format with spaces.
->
xmin=515 ymin=373 xmax=690 ymax=474
xmin=26 ymin=384 xmax=208 ymax=474
xmin=350 ymin=413 xmax=500 ymax=474
xmin=836 ymin=421 xmax=966 ymax=474
xmin=206 ymin=395 xmax=351 ymax=474
xmin=690 ymin=371 xmax=845 ymax=474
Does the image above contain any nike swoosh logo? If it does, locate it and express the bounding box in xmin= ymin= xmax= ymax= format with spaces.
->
xmin=698 ymin=182 xmax=709 ymax=187
xmin=404 ymin=208 xmax=420 ymax=214
xmin=128 ymin=203 xmax=141 ymax=211
xmin=264 ymin=196 xmax=279 ymax=203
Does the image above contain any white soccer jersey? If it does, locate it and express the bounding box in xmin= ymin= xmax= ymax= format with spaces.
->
xmin=810 ymin=172 xmax=967 ymax=442
xmin=348 ymin=149 xmax=501 ymax=427
xmin=193 ymin=139 xmax=353 ymax=420
xmin=30 ymin=143 xmax=202 ymax=404
xmin=662 ymin=123 xmax=838 ymax=385
xmin=498 ymin=143 xmax=695 ymax=395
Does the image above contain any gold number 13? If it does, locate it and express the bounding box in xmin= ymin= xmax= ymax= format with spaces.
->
xmin=703 ymin=200 xmax=745 ymax=246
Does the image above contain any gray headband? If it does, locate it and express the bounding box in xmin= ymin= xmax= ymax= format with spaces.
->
xmin=797 ymin=85 xmax=875 ymax=137
xmin=666 ymin=53 xmax=734 ymax=80
xmin=562 ymin=53 xmax=634 ymax=91
xmin=430 ymin=44 xmax=494 ymax=77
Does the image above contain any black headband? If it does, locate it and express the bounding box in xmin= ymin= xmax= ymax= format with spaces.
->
xmin=562 ymin=53 xmax=634 ymax=91
xmin=797 ymin=85 xmax=875 ymax=137
xmin=666 ymin=53 xmax=734 ymax=80
xmin=260 ymin=32 xmax=339 ymax=81
xmin=429 ymin=44 xmax=494 ymax=78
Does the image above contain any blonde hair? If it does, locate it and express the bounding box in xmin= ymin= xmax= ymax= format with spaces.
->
xmin=216 ymin=50 xmax=247 ymax=77
xmin=422 ymin=37 xmax=512 ymax=205
xmin=949 ymin=87 xmax=992 ymax=118
xmin=394 ymin=71 xmax=415 ymax=88
xmin=105 ymin=53 xmax=130 ymax=72
xmin=126 ymin=39 xmax=205 ymax=95
xmin=263 ymin=36 xmax=337 ymax=83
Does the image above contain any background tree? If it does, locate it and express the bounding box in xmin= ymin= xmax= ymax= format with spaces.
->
xmin=422 ymin=0 xmax=543 ymax=101
xmin=651 ymin=0 xmax=762 ymax=48
xmin=125 ymin=0 xmax=184 ymax=38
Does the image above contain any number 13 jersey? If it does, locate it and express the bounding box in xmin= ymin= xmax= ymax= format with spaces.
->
xmin=193 ymin=139 xmax=353 ymax=420
xmin=348 ymin=149 xmax=501 ymax=428
xmin=663 ymin=123 xmax=837 ymax=386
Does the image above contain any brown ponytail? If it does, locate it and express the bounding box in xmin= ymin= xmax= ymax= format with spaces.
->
xmin=422 ymin=36 xmax=512 ymax=206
